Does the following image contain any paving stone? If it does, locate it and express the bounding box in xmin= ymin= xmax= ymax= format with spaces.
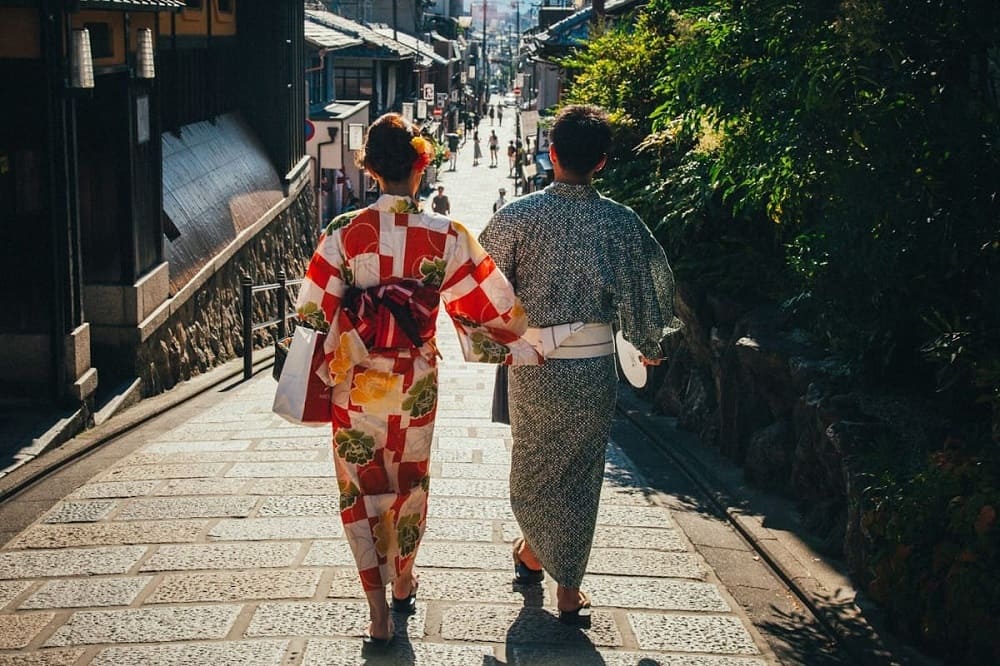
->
xmin=140 ymin=542 xmax=301 ymax=572
xmin=142 ymin=439 xmax=253 ymax=453
xmin=499 ymin=523 xmax=688 ymax=553
xmin=44 ymin=604 xmax=242 ymax=646
xmin=128 ymin=450 xmax=322 ymax=464
xmin=480 ymin=449 xmax=513 ymax=464
xmin=240 ymin=477 xmax=337 ymax=495
xmin=7 ymin=520 xmax=207 ymax=549
xmin=0 ymin=612 xmax=55 ymax=649
xmin=430 ymin=478 xmax=508 ymax=498
xmin=414 ymin=542 xmax=511 ymax=570
xmin=588 ymin=549 xmax=705 ymax=580
xmin=0 ymin=649 xmax=86 ymax=666
xmin=153 ymin=478 xmax=249 ymax=496
xmin=115 ymin=496 xmax=257 ymax=521
xmin=42 ymin=499 xmax=117 ymax=523
xmin=257 ymin=495 xmax=341 ymax=516
xmin=302 ymin=541 xmax=356 ymax=567
xmin=597 ymin=504 xmax=674 ymax=528
xmin=581 ymin=575 xmax=729 ymax=612
xmin=440 ymin=604 xmax=622 ymax=647
xmin=147 ymin=569 xmax=321 ymax=603
xmin=372 ymin=568 xmax=552 ymax=605
xmin=255 ymin=436 xmax=330 ymax=450
xmin=322 ymin=568 xmax=365 ymax=599
xmin=246 ymin=601 xmax=426 ymax=639
xmin=436 ymin=436 xmax=506 ymax=450
xmin=235 ymin=429 xmax=321 ymax=441
xmin=91 ymin=640 xmax=289 ymax=666
xmin=427 ymin=496 xmax=514 ymax=520
xmin=439 ymin=463 xmax=509 ymax=479
xmin=507 ymin=646 xmax=766 ymax=666
xmin=423 ymin=518 xmax=493 ymax=542
xmin=98 ymin=463 xmax=227 ymax=481
xmin=0 ymin=546 xmax=147 ymax=579
xmin=209 ymin=517 xmax=343 ymax=541
xmin=225 ymin=462 xmax=331 ymax=478
xmin=431 ymin=426 xmax=475 ymax=437
xmin=600 ymin=483 xmax=658 ymax=506
xmin=68 ymin=481 xmax=160 ymax=499
xmin=430 ymin=449 xmax=475 ymax=463
xmin=629 ymin=613 xmax=760 ymax=654
xmin=20 ymin=576 xmax=153 ymax=609
xmin=302 ymin=637 xmax=498 ymax=666
xmin=0 ymin=580 xmax=32 ymax=609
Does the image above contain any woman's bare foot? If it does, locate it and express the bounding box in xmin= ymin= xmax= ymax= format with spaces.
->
xmin=392 ymin=572 xmax=417 ymax=601
xmin=556 ymin=586 xmax=590 ymax=612
xmin=366 ymin=605 xmax=394 ymax=641
xmin=515 ymin=539 xmax=542 ymax=570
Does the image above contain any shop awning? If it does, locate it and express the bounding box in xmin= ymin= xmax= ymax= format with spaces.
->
xmin=80 ymin=0 xmax=185 ymax=9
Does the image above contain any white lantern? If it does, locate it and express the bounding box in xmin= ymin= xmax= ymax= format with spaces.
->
xmin=71 ymin=29 xmax=95 ymax=89
xmin=136 ymin=28 xmax=155 ymax=79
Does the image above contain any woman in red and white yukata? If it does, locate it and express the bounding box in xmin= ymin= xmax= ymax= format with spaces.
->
xmin=294 ymin=113 xmax=539 ymax=646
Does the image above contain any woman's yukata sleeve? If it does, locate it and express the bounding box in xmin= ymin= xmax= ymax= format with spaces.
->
xmin=440 ymin=221 xmax=541 ymax=365
xmin=616 ymin=210 xmax=681 ymax=360
xmin=294 ymin=222 xmax=369 ymax=386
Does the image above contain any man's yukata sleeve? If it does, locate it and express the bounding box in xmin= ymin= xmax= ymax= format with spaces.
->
xmin=615 ymin=210 xmax=681 ymax=361
xmin=440 ymin=221 xmax=541 ymax=365
xmin=295 ymin=230 xmax=369 ymax=386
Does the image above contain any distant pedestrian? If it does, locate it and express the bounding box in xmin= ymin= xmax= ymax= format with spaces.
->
xmin=464 ymin=113 xmax=473 ymax=134
xmin=446 ymin=132 xmax=460 ymax=171
xmin=488 ymin=130 xmax=499 ymax=167
xmin=489 ymin=105 xmax=495 ymax=125
xmin=431 ymin=185 xmax=450 ymax=215
xmin=493 ymin=187 xmax=507 ymax=212
xmin=497 ymin=105 xmax=504 ymax=126
xmin=507 ymin=141 xmax=517 ymax=175
xmin=513 ymin=140 xmax=526 ymax=194
xmin=473 ymin=131 xmax=483 ymax=167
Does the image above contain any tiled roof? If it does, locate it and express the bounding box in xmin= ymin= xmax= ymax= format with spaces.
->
xmin=535 ymin=0 xmax=646 ymax=48
xmin=305 ymin=9 xmax=415 ymax=60
xmin=370 ymin=25 xmax=449 ymax=66
xmin=305 ymin=20 xmax=363 ymax=51
xmin=80 ymin=0 xmax=185 ymax=9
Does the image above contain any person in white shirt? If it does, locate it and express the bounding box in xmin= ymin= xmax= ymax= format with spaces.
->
xmin=493 ymin=187 xmax=508 ymax=212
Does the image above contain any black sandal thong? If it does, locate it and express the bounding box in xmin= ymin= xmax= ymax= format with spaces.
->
xmin=391 ymin=578 xmax=419 ymax=614
xmin=558 ymin=592 xmax=593 ymax=626
xmin=512 ymin=536 xmax=545 ymax=585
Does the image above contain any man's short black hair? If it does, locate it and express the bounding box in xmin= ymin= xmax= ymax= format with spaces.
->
xmin=549 ymin=104 xmax=611 ymax=176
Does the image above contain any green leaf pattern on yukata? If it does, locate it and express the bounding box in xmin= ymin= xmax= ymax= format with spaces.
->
xmin=296 ymin=302 xmax=330 ymax=333
xmin=419 ymin=258 xmax=446 ymax=288
xmin=402 ymin=375 xmax=437 ymax=417
xmin=471 ymin=331 xmax=510 ymax=363
xmin=338 ymin=480 xmax=361 ymax=510
xmin=397 ymin=513 xmax=422 ymax=555
xmin=334 ymin=429 xmax=376 ymax=465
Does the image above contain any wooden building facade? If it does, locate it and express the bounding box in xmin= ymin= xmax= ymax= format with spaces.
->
xmin=0 ymin=0 xmax=309 ymax=421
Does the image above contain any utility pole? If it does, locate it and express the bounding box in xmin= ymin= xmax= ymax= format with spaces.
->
xmin=482 ymin=0 xmax=489 ymax=109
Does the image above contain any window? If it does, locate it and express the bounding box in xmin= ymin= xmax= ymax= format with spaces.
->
xmin=217 ymin=0 xmax=233 ymax=12
xmin=185 ymin=1 xmax=203 ymax=7
xmin=308 ymin=56 xmax=327 ymax=105
xmin=84 ymin=22 xmax=113 ymax=59
xmin=334 ymin=66 xmax=373 ymax=101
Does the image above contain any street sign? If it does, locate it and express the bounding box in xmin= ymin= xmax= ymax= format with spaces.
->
xmin=513 ymin=86 xmax=521 ymax=96
xmin=423 ymin=83 xmax=435 ymax=101
xmin=304 ymin=119 xmax=315 ymax=142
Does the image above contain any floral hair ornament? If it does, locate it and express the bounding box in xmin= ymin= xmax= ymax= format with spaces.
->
xmin=411 ymin=136 xmax=433 ymax=172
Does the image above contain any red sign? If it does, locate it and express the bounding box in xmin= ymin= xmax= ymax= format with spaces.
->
xmin=305 ymin=119 xmax=316 ymax=142
xmin=432 ymin=108 xmax=443 ymax=117
xmin=513 ymin=87 xmax=521 ymax=96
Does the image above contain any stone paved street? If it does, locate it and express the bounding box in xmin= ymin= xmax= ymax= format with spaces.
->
xmin=0 ymin=108 xmax=779 ymax=665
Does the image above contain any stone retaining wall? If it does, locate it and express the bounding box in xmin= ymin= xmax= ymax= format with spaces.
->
xmin=136 ymin=189 xmax=317 ymax=396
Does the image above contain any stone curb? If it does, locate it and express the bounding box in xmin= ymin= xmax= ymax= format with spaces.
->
xmin=616 ymin=389 xmax=940 ymax=666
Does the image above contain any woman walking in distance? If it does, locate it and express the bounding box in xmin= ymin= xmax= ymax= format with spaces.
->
xmin=480 ymin=105 xmax=678 ymax=624
xmin=295 ymin=114 xmax=540 ymax=646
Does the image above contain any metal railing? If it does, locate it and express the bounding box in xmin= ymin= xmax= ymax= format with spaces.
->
xmin=240 ymin=271 xmax=303 ymax=380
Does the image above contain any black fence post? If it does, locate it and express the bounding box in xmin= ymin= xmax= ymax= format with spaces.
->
xmin=277 ymin=270 xmax=287 ymax=341
xmin=241 ymin=274 xmax=253 ymax=380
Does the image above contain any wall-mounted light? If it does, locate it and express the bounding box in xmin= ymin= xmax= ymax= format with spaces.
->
xmin=136 ymin=28 xmax=155 ymax=79
xmin=71 ymin=28 xmax=95 ymax=89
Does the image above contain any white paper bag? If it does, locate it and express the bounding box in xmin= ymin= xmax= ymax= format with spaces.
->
xmin=272 ymin=326 xmax=332 ymax=426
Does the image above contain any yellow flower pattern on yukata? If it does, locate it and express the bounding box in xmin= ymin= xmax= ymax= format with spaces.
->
xmin=373 ymin=509 xmax=398 ymax=556
xmin=351 ymin=369 xmax=403 ymax=414
xmin=389 ymin=198 xmax=421 ymax=214
xmin=329 ymin=332 xmax=367 ymax=385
